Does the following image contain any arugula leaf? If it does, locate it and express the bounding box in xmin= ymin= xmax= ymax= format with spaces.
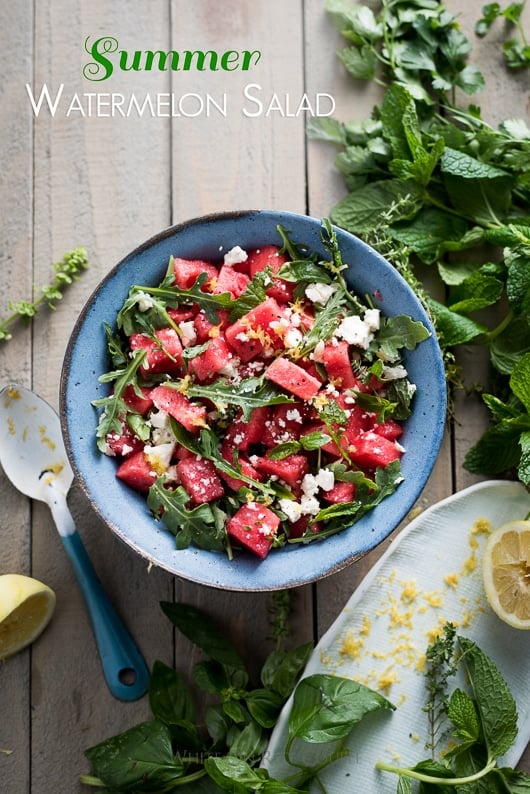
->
xmin=186 ymin=376 xmax=294 ymax=420
xmin=147 ymin=483 xmax=225 ymax=551
xmin=93 ymin=347 xmax=147 ymax=452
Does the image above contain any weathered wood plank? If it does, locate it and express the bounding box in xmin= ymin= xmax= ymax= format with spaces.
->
xmin=29 ymin=3 xmax=174 ymax=791
xmin=170 ymin=0 xmax=314 ymax=678
xmin=0 ymin=1 xmax=34 ymax=791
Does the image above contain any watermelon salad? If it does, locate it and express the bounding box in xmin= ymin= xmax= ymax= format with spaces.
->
xmin=94 ymin=221 xmax=430 ymax=560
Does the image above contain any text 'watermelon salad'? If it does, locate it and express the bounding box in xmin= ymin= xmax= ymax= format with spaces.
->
xmin=94 ymin=221 xmax=430 ymax=560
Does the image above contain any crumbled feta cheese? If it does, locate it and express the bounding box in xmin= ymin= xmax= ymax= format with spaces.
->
xmin=144 ymin=442 xmax=175 ymax=473
xmin=302 ymin=468 xmax=335 ymax=499
xmin=364 ymin=308 xmax=380 ymax=331
xmin=301 ymin=473 xmax=319 ymax=498
xmin=224 ymin=245 xmax=248 ymax=266
xmin=335 ymin=315 xmax=374 ymax=349
xmin=278 ymin=499 xmax=303 ymax=523
xmin=135 ymin=291 xmax=155 ymax=312
xmin=179 ymin=320 xmax=197 ymax=347
xmin=381 ymin=364 xmax=408 ymax=380
xmin=305 ymin=282 xmax=337 ymax=306
xmin=235 ymin=331 xmax=249 ymax=342
xmin=284 ymin=327 xmax=303 ymax=349
xmin=316 ymin=468 xmax=335 ymax=492
xmin=285 ymin=408 xmax=302 ymax=423
xmin=300 ymin=495 xmax=321 ymax=516
xmin=149 ymin=409 xmax=170 ymax=429
xmin=312 ymin=340 xmax=326 ymax=362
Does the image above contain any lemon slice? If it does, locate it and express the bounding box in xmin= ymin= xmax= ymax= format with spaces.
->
xmin=0 ymin=574 xmax=56 ymax=659
xmin=482 ymin=520 xmax=530 ymax=630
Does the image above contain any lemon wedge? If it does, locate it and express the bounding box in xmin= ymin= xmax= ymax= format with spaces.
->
xmin=482 ymin=520 xmax=530 ymax=630
xmin=0 ymin=574 xmax=56 ymax=659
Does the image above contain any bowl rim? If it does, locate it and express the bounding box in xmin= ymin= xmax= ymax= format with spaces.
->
xmin=60 ymin=209 xmax=447 ymax=591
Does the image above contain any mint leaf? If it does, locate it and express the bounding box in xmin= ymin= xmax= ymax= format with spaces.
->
xmin=147 ymin=483 xmax=225 ymax=551
xmin=391 ymin=208 xmax=468 ymax=264
xmin=427 ymin=299 xmax=486 ymax=346
xmin=331 ymin=179 xmax=424 ymax=234
xmin=458 ymin=636 xmax=518 ymax=759
xmin=510 ymin=352 xmax=530 ymax=413
xmin=446 ymin=688 xmax=480 ymax=755
xmin=464 ymin=417 xmax=530 ymax=475
xmin=518 ymin=430 xmax=530 ymax=485
xmin=440 ymin=148 xmax=510 ymax=180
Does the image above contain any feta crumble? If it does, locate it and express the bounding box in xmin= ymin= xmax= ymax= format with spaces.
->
xmin=224 ymin=245 xmax=248 ymax=266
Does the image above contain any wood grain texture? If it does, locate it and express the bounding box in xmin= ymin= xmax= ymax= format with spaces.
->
xmin=0 ymin=1 xmax=528 ymax=790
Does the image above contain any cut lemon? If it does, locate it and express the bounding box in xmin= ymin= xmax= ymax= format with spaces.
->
xmin=0 ymin=574 xmax=56 ymax=660
xmin=482 ymin=520 xmax=530 ymax=630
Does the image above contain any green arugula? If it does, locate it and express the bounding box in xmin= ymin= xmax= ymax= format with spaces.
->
xmin=309 ymin=0 xmax=530 ymax=486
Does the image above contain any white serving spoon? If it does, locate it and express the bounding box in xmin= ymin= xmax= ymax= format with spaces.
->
xmin=0 ymin=383 xmax=149 ymax=701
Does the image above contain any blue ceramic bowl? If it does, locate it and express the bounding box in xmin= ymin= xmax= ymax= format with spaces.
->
xmin=60 ymin=211 xmax=446 ymax=591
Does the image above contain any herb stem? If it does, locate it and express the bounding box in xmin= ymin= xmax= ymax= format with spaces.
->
xmin=486 ymin=308 xmax=515 ymax=342
xmin=375 ymin=756 xmax=497 ymax=785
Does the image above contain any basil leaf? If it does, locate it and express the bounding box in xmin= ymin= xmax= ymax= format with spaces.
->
xmin=160 ymin=602 xmax=247 ymax=672
xmin=149 ymin=661 xmax=195 ymax=725
xmin=287 ymin=673 xmax=394 ymax=745
xmin=85 ymin=720 xmax=183 ymax=790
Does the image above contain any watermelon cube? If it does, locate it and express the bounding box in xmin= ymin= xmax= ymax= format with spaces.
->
xmin=189 ymin=336 xmax=233 ymax=382
xmin=225 ymin=319 xmax=264 ymax=361
xmin=254 ymin=453 xmax=309 ymax=489
xmin=123 ymin=384 xmax=154 ymax=415
xmin=130 ymin=327 xmax=183 ymax=375
xmin=151 ymin=385 xmax=207 ymax=434
xmin=193 ymin=309 xmax=229 ymax=343
xmin=225 ymin=407 xmax=269 ymax=451
xmin=349 ymin=431 xmax=402 ymax=470
xmin=265 ymin=357 xmax=321 ymax=401
xmin=262 ymin=403 xmax=306 ymax=447
xmin=176 ymin=456 xmax=225 ymax=504
xmin=247 ymin=245 xmax=294 ymax=304
xmin=219 ymin=455 xmax=264 ymax=492
xmin=213 ymin=265 xmax=250 ymax=299
xmin=226 ymin=502 xmax=280 ymax=559
xmin=116 ymin=451 xmax=157 ymax=492
xmin=173 ymin=257 xmax=218 ymax=290
xmin=105 ymin=422 xmax=144 ymax=458
xmin=374 ymin=420 xmax=404 ymax=441
xmin=322 ymin=481 xmax=356 ymax=504
xmin=322 ymin=341 xmax=357 ymax=389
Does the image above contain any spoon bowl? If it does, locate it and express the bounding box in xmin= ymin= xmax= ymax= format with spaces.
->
xmin=0 ymin=383 xmax=149 ymax=701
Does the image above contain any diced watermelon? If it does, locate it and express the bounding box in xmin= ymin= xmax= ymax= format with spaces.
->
xmin=177 ymin=456 xmax=225 ymax=504
xmin=226 ymin=502 xmax=280 ymax=559
xmin=219 ymin=456 xmax=264 ymax=492
xmin=189 ymin=336 xmax=233 ymax=382
xmin=288 ymin=516 xmax=323 ymax=539
xmin=166 ymin=307 xmax=197 ymax=324
xmin=116 ymin=451 xmax=157 ymax=492
xmin=247 ymin=245 xmax=294 ymax=304
xmin=151 ymin=385 xmax=207 ymax=434
xmin=322 ymin=341 xmax=357 ymax=389
xmin=173 ymin=257 xmax=218 ymax=290
xmin=174 ymin=444 xmax=196 ymax=460
xmin=265 ymin=357 xmax=321 ymax=401
xmin=349 ymin=431 xmax=402 ymax=470
xmin=225 ymin=407 xmax=269 ymax=451
xmin=130 ymin=327 xmax=183 ymax=375
xmin=322 ymin=481 xmax=356 ymax=504
xmin=123 ymin=384 xmax=154 ymax=415
xmin=225 ymin=319 xmax=264 ymax=362
xmin=105 ymin=422 xmax=144 ymax=457
xmin=262 ymin=403 xmax=306 ymax=447
xmin=254 ymin=453 xmax=309 ymax=488
xmin=213 ymin=265 xmax=250 ymax=299
xmin=374 ymin=420 xmax=403 ymax=441
xmin=193 ymin=309 xmax=229 ymax=343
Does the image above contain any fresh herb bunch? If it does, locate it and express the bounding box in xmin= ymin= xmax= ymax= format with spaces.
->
xmin=80 ymin=598 xmax=394 ymax=793
xmin=476 ymin=1 xmax=530 ymax=69
xmin=309 ymin=0 xmax=530 ymax=485
xmin=80 ymin=609 xmax=529 ymax=793
xmin=376 ymin=622 xmax=530 ymax=790
xmin=0 ymin=247 xmax=89 ymax=342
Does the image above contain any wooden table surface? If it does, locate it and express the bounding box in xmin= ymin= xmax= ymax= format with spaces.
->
xmin=1 ymin=1 xmax=529 ymax=791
